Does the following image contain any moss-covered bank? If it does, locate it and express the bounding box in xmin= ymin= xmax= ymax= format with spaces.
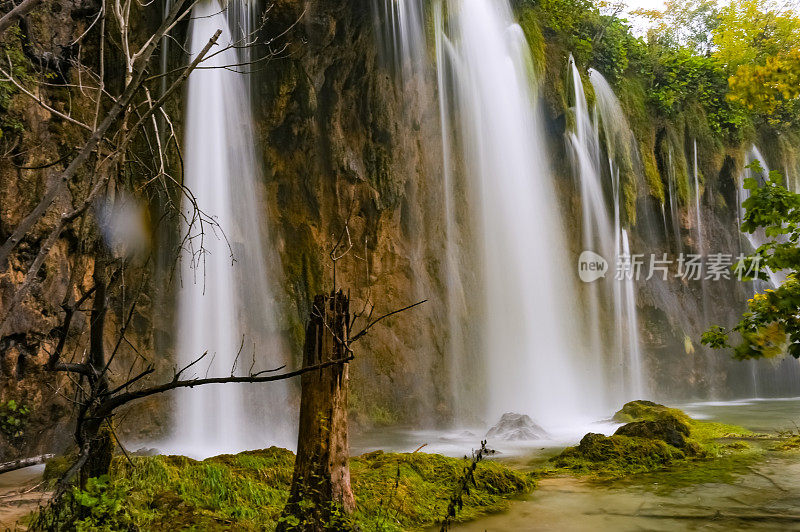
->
xmin=39 ymin=448 xmax=533 ymax=531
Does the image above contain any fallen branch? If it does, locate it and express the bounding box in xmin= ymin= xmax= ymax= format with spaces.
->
xmin=0 ymin=454 xmax=54 ymax=475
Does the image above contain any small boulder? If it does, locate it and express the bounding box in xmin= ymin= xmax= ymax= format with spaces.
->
xmin=486 ymin=413 xmax=548 ymax=440
xmin=612 ymin=400 xmax=690 ymax=424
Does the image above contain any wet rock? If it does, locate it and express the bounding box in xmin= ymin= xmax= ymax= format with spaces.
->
xmin=486 ymin=413 xmax=548 ymax=440
xmin=131 ymin=447 xmax=160 ymax=456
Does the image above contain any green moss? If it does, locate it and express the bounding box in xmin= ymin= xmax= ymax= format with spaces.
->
xmin=643 ymin=150 xmax=665 ymax=202
xmin=552 ymin=401 xmax=756 ymax=479
xmin=551 ymin=432 xmax=686 ymax=478
xmin=612 ymin=400 xmax=752 ymax=442
xmin=517 ymin=9 xmax=546 ymax=78
xmin=773 ymin=435 xmax=800 ymax=451
xmin=367 ymin=405 xmax=397 ymax=427
xmin=613 ymin=400 xmax=752 ymax=441
xmin=611 ymin=400 xmax=686 ymax=423
xmin=44 ymin=448 xmax=531 ymax=531
xmin=43 ymin=453 xmax=79 ymax=485
xmin=350 ymin=451 xmax=534 ymax=530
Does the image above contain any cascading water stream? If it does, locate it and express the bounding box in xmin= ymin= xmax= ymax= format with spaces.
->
xmin=620 ymin=229 xmax=644 ymax=398
xmin=376 ymin=0 xmax=426 ymax=86
xmin=666 ymin=148 xmax=683 ymax=255
xmin=171 ymin=0 xmax=292 ymax=457
xmin=692 ymin=140 xmax=705 ymax=257
xmin=566 ymin=58 xmax=614 ymax=404
xmin=435 ymin=0 xmax=602 ymax=430
xmin=568 ymin=61 xmax=646 ymax=403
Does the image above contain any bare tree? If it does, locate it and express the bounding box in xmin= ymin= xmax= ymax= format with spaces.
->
xmin=278 ymin=217 xmax=426 ymax=531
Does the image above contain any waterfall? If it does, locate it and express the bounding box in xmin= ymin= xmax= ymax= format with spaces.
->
xmin=566 ymin=58 xmax=613 ymax=404
xmin=172 ymin=0 xmax=292 ymax=457
xmin=375 ymin=0 xmax=426 ymax=84
xmin=620 ymin=230 xmax=644 ymax=397
xmin=435 ymin=0 xmax=602 ymax=429
xmin=692 ymin=140 xmax=705 ymax=256
xmin=433 ymin=3 xmax=471 ymax=419
xmin=666 ymin=148 xmax=683 ymax=254
xmin=568 ymin=61 xmax=646 ymax=403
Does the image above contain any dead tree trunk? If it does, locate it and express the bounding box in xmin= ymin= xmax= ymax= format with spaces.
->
xmin=277 ymin=291 xmax=356 ymax=531
xmin=79 ymin=254 xmax=114 ymax=488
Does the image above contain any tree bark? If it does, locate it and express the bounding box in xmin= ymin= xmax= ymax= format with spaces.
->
xmin=278 ymin=291 xmax=355 ymax=531
xmin=79 ymin=254 xmax=113 ymax=488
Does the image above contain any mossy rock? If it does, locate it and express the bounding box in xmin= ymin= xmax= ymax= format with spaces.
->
xmin=614 ymin=418 xmax=693 ymax=452
xmin=612 ymin=400 xmax=689 ymax=424
xmin=551 ymin=432 xmax=685 ymax=476
xmin=612 ymin=400 xmax=751 ymax=443
xmin=552 ymin=401 xmax=754 ymax=478
xmin=43 ymin=451 xmax=79 ymax=484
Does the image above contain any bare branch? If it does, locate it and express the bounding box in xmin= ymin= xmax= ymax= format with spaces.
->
xmin=0 ymin=0 xmax=42 ymax=37
xmin=95 ymin=355 xmax=355 ymax=419
xmin=350 ymin=300 xmax=427 ymax=343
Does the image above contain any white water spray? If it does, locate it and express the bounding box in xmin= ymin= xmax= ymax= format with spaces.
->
xmin=172 ymin=0 xmax=293 ymax=457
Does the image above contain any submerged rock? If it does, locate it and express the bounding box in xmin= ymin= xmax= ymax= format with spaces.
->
xmin=486 ymin=413 xmax=548 ymax=440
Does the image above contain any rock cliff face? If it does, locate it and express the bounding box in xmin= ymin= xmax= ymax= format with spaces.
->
xmin=1 ymin=0 xmax=798 ymax=459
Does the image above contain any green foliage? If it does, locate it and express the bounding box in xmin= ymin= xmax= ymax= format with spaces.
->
xmin=639 ymin=44 xmax=748 ymax=136
xmin=702 ymin=166 xmax=800 ymax=359
xmin=519 ymin=0 xmax=800 ymax=144
xmin=712 ymin=0 xmax=800 ymax=71
xmin=0 ymin=399 xmax=30 ymax=442
xmin=514 ymin=0 xmax=643 ymax=82
xmin=635 ymin=0 xmax=720 ymax=53
xmin=35 ymin=448 xmax=532 ymax=531
xmin=713 ymin=0 xmax=800 ymax=128
xmin=773 ymin=434 xmax=800 ymax=451
xmin=71 ymin=476 xmax=135 ymax=532
xmin=34 ymin=475 xmax=135 ymax=532
xmin=0 ymin=25 xmax=29 ymax=138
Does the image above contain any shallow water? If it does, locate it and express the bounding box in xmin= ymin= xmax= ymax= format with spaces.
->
xmin=452 ymin=457 xmax=800 ymax=531
xmin=447 ymin=398 xmax=800 ymax=531
xmin=681 ymin=397 xmax=800 ymax=433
